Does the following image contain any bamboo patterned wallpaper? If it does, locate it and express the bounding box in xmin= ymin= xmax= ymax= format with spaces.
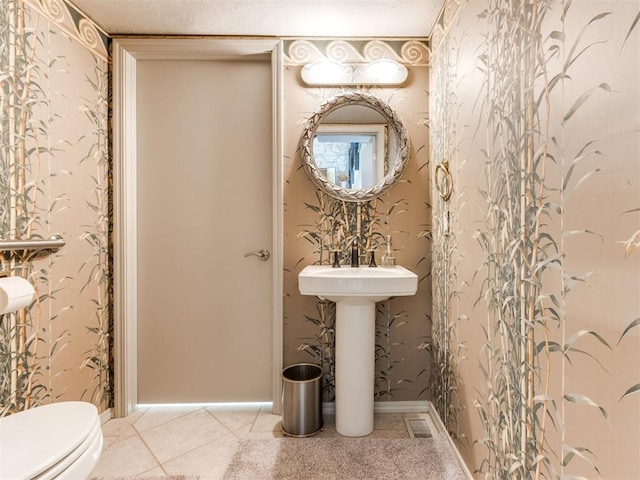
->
xmin=430 ymin=0 xmax=640 ymax=478
xmin=283 ymin=39 xmax=432 ymax=402
xmin=0 ymin=0 xmax=110 ymax=415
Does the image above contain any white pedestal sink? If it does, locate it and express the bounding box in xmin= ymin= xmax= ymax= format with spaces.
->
xmin=298 ymin=265 xmax=418 ymax=437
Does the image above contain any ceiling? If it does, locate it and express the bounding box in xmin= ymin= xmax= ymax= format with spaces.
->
xmin=70 ymin=0 xmax=445 ymax=37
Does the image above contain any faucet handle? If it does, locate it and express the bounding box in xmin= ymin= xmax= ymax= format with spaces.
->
xmin=367 ymin=250 xmax=377 ymax=268
xmin=331 ymin=250 xmax=341 ymax=268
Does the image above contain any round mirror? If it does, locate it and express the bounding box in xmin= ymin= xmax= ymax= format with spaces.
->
xmin=299 ymin=91 xmax=410 ymax=202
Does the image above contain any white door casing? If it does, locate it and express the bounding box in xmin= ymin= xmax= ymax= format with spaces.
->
xmin=112 ymin=38 xmax=284 ymax=416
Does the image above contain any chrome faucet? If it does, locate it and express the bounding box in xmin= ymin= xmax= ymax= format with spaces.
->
xmin=351 ymin=238 xmax=359 ymax=267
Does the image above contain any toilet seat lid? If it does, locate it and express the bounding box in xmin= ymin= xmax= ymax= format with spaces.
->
xmin=0 ymin=401 xmax=100 ymax=480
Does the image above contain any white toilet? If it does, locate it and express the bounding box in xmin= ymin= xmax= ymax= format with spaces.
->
xmin=0 ymin=401 xmax=103 ymax=480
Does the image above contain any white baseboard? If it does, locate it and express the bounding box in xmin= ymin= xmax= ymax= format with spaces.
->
xmin=322 ymin=400 xmax=429 ymax=415
xmin=99 ymin=408 xmax=112 ymax=425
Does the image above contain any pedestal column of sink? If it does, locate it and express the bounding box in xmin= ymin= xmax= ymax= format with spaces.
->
xmin=335 ymin=298 xmax=376 ymax=437
xmin=297 ymin=265 xmax=418 ymax=438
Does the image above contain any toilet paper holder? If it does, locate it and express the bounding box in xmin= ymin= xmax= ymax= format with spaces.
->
xmin=0 ymin=235 xmax=65 ymax=253
xmin=0 ymin=237 xmax=61 ymax=312
xmin=0 ymin=235 xmax=65 ymax=277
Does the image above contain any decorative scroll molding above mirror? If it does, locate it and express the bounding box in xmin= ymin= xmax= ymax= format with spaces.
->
xmin=429 ymin=0 xmax=465 ymax=55
xmin=283 ymin=39 xmax=430 ymax=66
xmin=300 ymin=91 xmax=410 ymax=202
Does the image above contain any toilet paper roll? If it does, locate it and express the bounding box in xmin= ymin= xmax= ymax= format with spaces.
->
xmin=0 ymin=276 xmax=35 ymax=315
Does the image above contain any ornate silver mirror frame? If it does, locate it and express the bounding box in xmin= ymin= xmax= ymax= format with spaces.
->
xmin=299 ymin=91 xmax=410 ymax=202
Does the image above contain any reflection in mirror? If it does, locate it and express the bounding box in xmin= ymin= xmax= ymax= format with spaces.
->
xmin=313 ymin=124 xmax=387 ymax=190
xmin=300 ymin=91 xmax=410 ymax=202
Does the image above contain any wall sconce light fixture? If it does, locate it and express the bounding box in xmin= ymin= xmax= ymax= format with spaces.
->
xmin=301 ymin=59 xmax=408 ymax=86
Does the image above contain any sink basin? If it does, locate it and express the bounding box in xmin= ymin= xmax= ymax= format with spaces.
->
xmin=298 ymin=264 xmax=418 ymax=437
xmin=298 ymin=265 xmax=418 ymax=302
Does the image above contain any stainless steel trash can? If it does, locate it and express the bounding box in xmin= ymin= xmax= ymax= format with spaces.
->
xmin=281 ymin=363 xmax=323 ymax=437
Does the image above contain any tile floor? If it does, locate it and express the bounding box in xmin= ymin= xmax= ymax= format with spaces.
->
xmin=92 ymin=404 xmax=411 ymax=479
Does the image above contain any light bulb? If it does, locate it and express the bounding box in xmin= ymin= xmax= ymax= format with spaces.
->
xmin=302 ymin=60 xmax=345 ymax=84
xmin=366 ymin=59 xmax=401 ymax=82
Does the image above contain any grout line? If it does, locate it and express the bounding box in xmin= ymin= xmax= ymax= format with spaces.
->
xmin=200 ymin=405 xmax=263 ymax=440
xmin=248 ymin=405 xmax=265 ymax=432
xmin=132 ymin=405 xmax=202 ymax=434
xmin=202 ymin=407 xmax=240 ymax=438
xmin=135 ymin=430 xmax=167 ymax=475
xmin=137 ymin=462 xmax=168 ymax=477
xmin=227 ymin=420 xmax=255 ymax=441
xmin=141 ymin=409 xmax=234 ymax=467
xmin=158 ymin=432 xmax=239 ymax=470
xmin=251 ymin=405 xmax=268 ymax=433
